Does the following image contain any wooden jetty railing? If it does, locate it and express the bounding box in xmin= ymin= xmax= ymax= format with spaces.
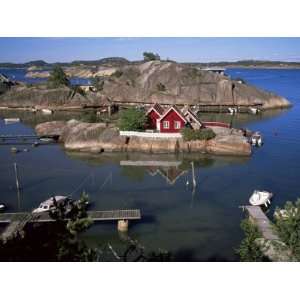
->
xmin=0 ymin=209 xmax=141 ymax=242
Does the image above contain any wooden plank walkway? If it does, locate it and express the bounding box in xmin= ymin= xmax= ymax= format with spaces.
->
xmin=245 ymin=206 xmax=278 ymax=240
xmin=244 ymin=205 xmax=297 ymax=261
xmin=0 ymin=209 xmax=141 ymax=242
xmin=0 ymin=209 xmax=141 ymax=224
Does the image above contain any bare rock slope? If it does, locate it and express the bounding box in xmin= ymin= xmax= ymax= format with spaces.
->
xmin=100 ymin=61 xmax=290 ymax=109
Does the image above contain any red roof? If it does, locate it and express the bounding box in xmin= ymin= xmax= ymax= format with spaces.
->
xmin=158 ymin=105 xmax=187 ymax=123
xmin=146 ymin=103 xmax=165 ymax=116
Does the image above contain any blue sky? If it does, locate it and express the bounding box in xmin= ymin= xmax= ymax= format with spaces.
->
xmin=1 ymin=37 xmax=300 ymax=63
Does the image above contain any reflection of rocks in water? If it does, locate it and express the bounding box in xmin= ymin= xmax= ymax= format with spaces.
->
xmin=65 ymin=152 xmax=250 ymax=172
xmin=0 ymin=110 xmax=83 ymax=128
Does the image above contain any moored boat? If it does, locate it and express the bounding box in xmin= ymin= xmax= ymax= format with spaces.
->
xmin=4 ymin=118 xmax=20 ymax=124
xmin=41 ymin=108 xmax=53 ymax=115
xmin=251 ymin=131 xmax=263 ymax=146
xmin=249 ymin=107 xmax=260 ymax=114
xmin=32 ymin=195 xmax=70 ymax=213
xmin=249 ymin=190 xmax=273 ymax=207
xmin=32 ymin=195 xmax=89 ymax=214
xmin=228 ymin=107 xmax=238 ymax=115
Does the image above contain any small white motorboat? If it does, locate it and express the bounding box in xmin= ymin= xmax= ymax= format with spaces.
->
xmin=0 ymin=204 xmax=6 ymax=212
xmin=32 ymin=195 xmax=89 ymax=214
xmin=41 ymin=108 xmax=53 ymax=115
xmin=228 ymin=107 xmax=238 ymax=115
xmin=39 ymin=137 xmax=54 ymax=143
xmin=249 ymin=107 xmax=260 ymax=114
xmin=251 ymin=132 xmax=263 ymax=146
xmin=32 ymin=195 xmax=70 ymax=214
xmin=249 ymin=190 xmax=273 ymax=207
xmin=4 ymin=118 xmax=20 ymax=124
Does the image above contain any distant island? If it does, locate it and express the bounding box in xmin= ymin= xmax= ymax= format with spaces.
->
xmin=1 ymin=58 xmax=300 ymax=69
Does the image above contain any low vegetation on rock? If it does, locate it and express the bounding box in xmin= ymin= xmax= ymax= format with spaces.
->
xmin=236 ymin=219 xmax=266 ymax=262
xmin=181 ymin=127 xmax=216 ymax=141
xmin=143 ymin=52 xmax=160 ymax=61
xmin=274 ymin=199 xmax=300 ymax=260
xmin=47 ymin=66 xmax=70 ymax=88
xmin=118 ymin=108 xmax=147 ymax=131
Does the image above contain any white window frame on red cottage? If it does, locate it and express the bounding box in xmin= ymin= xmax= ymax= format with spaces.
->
xmin=174 ymin=121 xmax=181 ymax=129
xmin=163 ymin=121 xmax=170 ymax=129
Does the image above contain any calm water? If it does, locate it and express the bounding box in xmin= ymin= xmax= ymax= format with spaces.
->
xmin=0 ymin=68 xmax=91 ymax=85
xmin=0 ymin=68 xmax=299 ymax=261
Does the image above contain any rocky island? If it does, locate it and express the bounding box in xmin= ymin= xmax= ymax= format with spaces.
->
xmin=35 ymin=119 xmax=251 ymax=156
xmin=0 ymin=59 xmax=291 ymax=110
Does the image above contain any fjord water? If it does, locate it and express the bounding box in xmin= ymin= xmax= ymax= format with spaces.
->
xmin=0 ymin=68 xmax=299 ymax=261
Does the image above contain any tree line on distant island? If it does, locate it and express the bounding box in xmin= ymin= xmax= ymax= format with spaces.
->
xmin=2 ymin=53 xmax=300 ymax=68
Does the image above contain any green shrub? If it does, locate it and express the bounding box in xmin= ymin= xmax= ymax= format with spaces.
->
xmin=181 ymin=127 xmax=216 ymax=141
xmin=143 ymin=52 xmax=160 ymax=61
xmin=0 ymin=82 xmax=9 ymax=94
xmin=274 ymin=199 xmax=300 ymax=259
xmin=236 ymin=219 xmax=265 ymax=262
xmin=118 ymin=107 xmax=147 ymax=131
xmin=47 ymin=66 xmax=70 ymax=88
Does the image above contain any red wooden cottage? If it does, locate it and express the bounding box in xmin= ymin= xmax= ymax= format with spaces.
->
xmin=145 ymin=103 xmax=203 ymax=133
xmin=145 ymin=103 xmax=165 ymax=130
xmin=157 ymin=106 xmax=187 ymax=133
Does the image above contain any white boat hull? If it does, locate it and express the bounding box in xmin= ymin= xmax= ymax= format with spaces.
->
xmin=249 ymin=190 xmax=273 ymax=207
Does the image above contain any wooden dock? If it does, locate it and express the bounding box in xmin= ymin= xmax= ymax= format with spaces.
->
xmin=0 ymin=209 xmax=141 ymax=224
xmin=245 ymin=206 xmax=278 ymax=240
xmin=244 ymin=206 xmax=295 ymax=261
xmin=0 ymin=209 xmax=141 ymax=242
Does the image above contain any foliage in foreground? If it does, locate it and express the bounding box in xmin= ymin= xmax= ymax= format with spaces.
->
xmin=0 ymin=192 xmax=170 ymax=262
xmin=274 ymin=199 xmax=300 ymax=260
xmin=181 ymin=127 xmax=216 ymax=141
xmin=118 ymin=107 xmax=147 ymax=131
xmin=47 ymin=66 xmax=70 ymax=88
xmin=236 ymin=219 xmax=266 ymax=262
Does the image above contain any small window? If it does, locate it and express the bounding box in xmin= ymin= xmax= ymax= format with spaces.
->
xmin=43 ymin=206 xmax=48 ymax=209
xmin=163 ymin=121 xmax=169 ymax=129
xmin=174 ymin=121 xmax=181 ymax=129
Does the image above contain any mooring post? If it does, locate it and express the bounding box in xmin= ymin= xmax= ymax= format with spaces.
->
xmin=191 ymin=161 xmax=196 ymax=188
xmin=14 ymin=162 xmax=20 ymax=191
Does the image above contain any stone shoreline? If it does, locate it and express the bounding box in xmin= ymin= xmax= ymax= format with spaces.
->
xmin=35 ymin=120 xmax=252 ymax=156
